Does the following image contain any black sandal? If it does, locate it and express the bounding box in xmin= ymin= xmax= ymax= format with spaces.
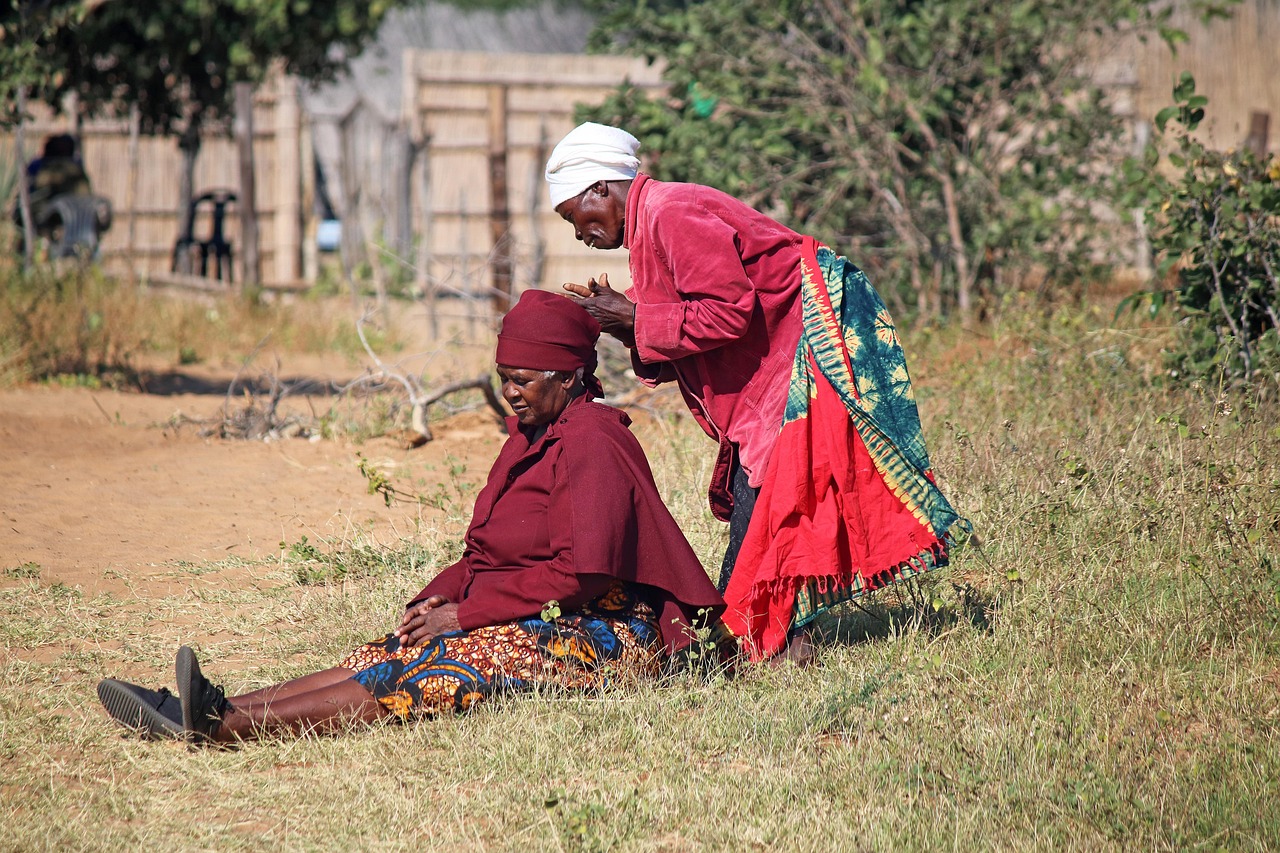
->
xmin=96 ymin=678 xmax=185 ymax=740
xmin=175 ymin=645 xmax=234 ymax=743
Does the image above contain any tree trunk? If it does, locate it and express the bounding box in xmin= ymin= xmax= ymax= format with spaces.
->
xmin=939 ymin=169 xmax=972 ymax=321
xmin=14 ymin=87 xmax=35 ymax=267
xmin=126 ymin=103 xmax=141 ymax=268
xmin=415 ymin=133 xmax=437 ymax=338
xmin=235 ymin=82 xmax=260 ymax=290
xmin=175 ymin=116 xmax=202 ymax=275
xmin=337 ymin=109 xmax=365 ymax=315
xmin=487 ymin=84 xmax=512 ymax=316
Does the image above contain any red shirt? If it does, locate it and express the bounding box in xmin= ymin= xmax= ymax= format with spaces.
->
xmin=409 ymin=395 xmax=724 ymax=652
xmin=623 ymin=174 xmax=805 ymax=517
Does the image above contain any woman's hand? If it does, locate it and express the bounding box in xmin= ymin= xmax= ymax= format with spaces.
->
xmin=395 ymin=596 xmax=461 ymax=647
xmin=563 ymin=273 xmax=637 ymax=346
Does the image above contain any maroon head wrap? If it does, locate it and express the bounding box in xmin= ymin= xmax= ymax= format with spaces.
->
xmin=496 ymin=290 xmax=603 ymax=397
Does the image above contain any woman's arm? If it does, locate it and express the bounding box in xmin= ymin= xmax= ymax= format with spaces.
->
xmin=406 ymin=558 xmax=467 ymax=608
xmin=631 ymin=201 xmax=757 ymax=363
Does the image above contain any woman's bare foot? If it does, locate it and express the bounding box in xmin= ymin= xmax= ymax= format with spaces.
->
xmin=769 ymin=629 xmax=816 ymax=668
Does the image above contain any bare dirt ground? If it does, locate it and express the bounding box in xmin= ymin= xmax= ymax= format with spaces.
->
xmin=0 ymin=357 xmax=510 ymax=597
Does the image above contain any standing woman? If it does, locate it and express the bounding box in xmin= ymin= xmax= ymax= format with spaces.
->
xmin=548 ymin=122 xmax=969 ymax=663
xmin=97 ymin=290 xmax=725 ymax=743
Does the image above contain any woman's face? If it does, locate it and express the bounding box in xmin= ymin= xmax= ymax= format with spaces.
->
xmin=554 ymin=181 xmax=627 ymax=250
xmin=496 ymin=366 xmax=575 ymax=427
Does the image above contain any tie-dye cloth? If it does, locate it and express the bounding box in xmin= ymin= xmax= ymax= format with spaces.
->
xmin=722 ymin=238 xmax=971 ymax=659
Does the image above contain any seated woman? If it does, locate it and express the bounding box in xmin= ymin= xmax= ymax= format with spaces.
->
xmin=97 ymin=290 xmax=726 ymax=744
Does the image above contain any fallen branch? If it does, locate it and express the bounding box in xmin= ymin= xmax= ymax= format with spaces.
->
xmin=350 ymin=307 xmax=505 ymax=447
xmin=410 ymin=374 xmax=507 ymax=445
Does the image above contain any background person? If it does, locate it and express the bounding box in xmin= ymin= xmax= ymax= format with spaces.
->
xmin=96 ymin=290 xmax=725 ymax=744
xmin=548 ymin=122 xmax=970 ymax=662
xmin=25 ymin=134 xmax=92 ymax=222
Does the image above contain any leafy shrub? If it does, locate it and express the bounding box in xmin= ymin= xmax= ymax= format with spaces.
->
xmin=581 ymin=0 xmax=1194 ymax=319
xmin=1123 ymin=73 xmax=1280 ymax=389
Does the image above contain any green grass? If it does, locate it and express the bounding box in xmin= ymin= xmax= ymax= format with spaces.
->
xmin=3 ymin=295 xmax=1279 ymax=850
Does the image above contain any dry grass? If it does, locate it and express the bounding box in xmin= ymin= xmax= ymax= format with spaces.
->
xmin=3 ymin=291 xmax=1280 ymax=851
xmin=0 ymin=262 xmax=395 ymax=390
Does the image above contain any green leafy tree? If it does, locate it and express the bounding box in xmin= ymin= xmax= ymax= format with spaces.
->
xmin=0 ymin=1 xmax=95 ymax=117
xmin=3 ymin=0 xmax=395 ymax=247
xmin=1122 ymin=73 xmax=1280 ymax=388
xmin=580 ymin=0 xmax=1236 ymax=320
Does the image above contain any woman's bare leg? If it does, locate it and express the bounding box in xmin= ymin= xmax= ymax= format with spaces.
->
xmin=213 ymin=678 xmax=387 ymax=743
xmin=229 ymin=667 xmax=357 ymax=709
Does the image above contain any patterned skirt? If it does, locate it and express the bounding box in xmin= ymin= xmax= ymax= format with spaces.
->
xmin=338 ymin=582 xmax=663 ymax=719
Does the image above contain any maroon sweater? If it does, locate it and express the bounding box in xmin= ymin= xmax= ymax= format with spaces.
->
xmin=622 ymin=173 xmax=806 ymax=519
xmin=409 ymin=396 xmax=724 ymax=652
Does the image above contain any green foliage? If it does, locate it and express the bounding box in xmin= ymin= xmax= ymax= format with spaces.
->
xmin=0 ymin=0 xmax=90 ymax=120
xmin=1121 ymin=73 xmax=1280 ymax=388
xmin=357 ymin=453 xmax=406 ymax=508
xmin=280 ymin=533 xmax=443 ymax=586
xmin=2 ymin=0 xmax=394 ymax=131
xmin=2 ymin=562 xmax=41 ymax=579
xmin=581 ymin=0 xmax=1238 ymax=318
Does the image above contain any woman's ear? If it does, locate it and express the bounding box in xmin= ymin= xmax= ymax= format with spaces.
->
xmin=591 ymin=180 xmax=609 ymax=196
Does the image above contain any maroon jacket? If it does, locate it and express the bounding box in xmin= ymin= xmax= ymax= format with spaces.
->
xmin=622 ymin=173 xmax=805 ymax=520
xmin=409 ymin=395 xmax=724 ymax=652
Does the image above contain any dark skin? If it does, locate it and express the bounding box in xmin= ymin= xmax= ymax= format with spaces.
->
xmin=556 ymin=180 xmax=639 ymax=347
xmin=196 ymin=366 xmax=588 ymax=742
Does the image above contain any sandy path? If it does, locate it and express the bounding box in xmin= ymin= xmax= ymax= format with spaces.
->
xmin=0 ymin=377 xmax=507 ymax=595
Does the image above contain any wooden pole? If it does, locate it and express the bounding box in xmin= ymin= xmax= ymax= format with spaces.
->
xmin=14 ymin=87 xmax=34 ymax=268
xmin=66 ymin=92 xmax=82 ymax=150
xmin=1247 ymin=111 xmax=1270 ymax=159
xmin=274 ymin=74 xmax=302 ymax=285
xmin=126 ymin=103 xmax=140 ymax=270
xmin=415 ymin=134 xmax=438 ymax=338
xmin=526 ymin=120 xmax=548 ymax=290
xmin=487 ymin=84 xmax=512 ymax=316
xmin=338 ymin=108 xmax=364 ymax=314
xmin=395 ymin=128 xmax=414 ymax=260
xmin=234 ymin=82 xmax=260 ymax=289
xmin=1132 ymin=120 xmax=1153 ymax=279
xmin=404 ymin=50 xmax=437 ymax=337
xmin=300 ymin=113 xmax=318 ymax=284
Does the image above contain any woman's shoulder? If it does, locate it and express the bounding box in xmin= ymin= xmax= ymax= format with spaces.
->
xmin=558 ymin=399 xmax=633 ymax=433
xmin=642 ymin=178 xmax=793 ymax=236
xmin=552 ymin=400 xmax=656 ymax=482
xmin=553 ymin=399 xmax=642 ymax=455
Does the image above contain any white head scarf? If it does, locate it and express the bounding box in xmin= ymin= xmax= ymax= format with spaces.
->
xmin=544 ymin=122 xmax=641 ymax=209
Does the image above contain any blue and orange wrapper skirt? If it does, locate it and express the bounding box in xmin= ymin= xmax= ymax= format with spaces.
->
xmin=338 ymin=582 xmax=663 ymax=719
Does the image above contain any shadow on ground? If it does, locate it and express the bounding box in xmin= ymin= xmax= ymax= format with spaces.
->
xmin=813 ymin=581 xmax=998 ymax=649
xmin=135 ymin=370 xmax=355 ymax=397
